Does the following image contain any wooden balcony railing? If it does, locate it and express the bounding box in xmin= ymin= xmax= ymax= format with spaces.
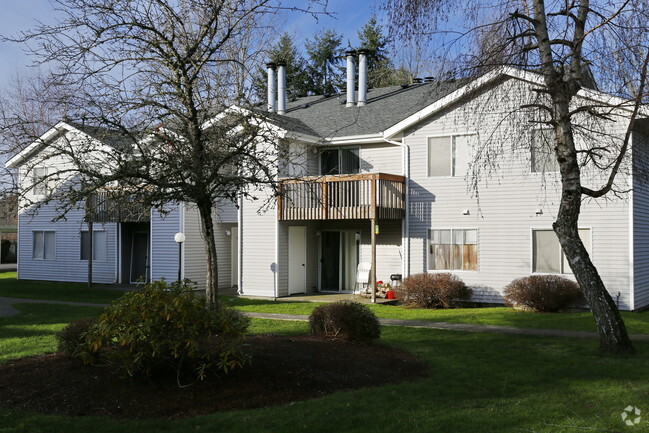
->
xmin=86 ymin=191 xmax=151 ymax=223
xmin=278 ymin=173 xmax=406 ymax=221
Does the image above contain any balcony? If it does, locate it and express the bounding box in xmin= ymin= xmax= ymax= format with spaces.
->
xmin=86 ymin=190 xmax=151 ymax=223
xmin=278 ymin=173 xmax=406 ymax=221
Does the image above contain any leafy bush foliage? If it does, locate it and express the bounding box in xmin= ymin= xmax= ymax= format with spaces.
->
xmin=396 ymin=273 xmax=472 ymax=309
xmin=503 ymin=275 xmax=583 ymax=312
xmin=309 ymin=301 xmax=380 ymax=342
xmin=56 ymin=317 xmax=96 ymax=357
xmin=79 ymin=280 xmax=250 ymax=380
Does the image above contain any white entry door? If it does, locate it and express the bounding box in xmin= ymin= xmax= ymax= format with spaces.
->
xmin=288 ymin=226 xmax=307 ymax=294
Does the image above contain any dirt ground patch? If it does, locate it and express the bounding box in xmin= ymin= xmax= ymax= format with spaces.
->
xmin=0 ymin=334 xmax=427 ymax=419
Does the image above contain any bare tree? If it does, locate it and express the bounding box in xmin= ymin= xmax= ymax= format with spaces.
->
xmin=2 ymin=0 xmax=320 ymax=307
xmin=385 ymin=0 xmax=649 ymax=354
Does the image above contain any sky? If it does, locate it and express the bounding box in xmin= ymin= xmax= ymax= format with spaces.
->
xmin=0 ymin=0 xmax=384 ymax=91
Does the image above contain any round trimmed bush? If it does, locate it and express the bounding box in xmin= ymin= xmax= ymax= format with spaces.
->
xmin=56 ymin=317 xmax=96 ymax=357
xmin=503 ymin=275 xmax=583 ymax=312
xmin=309 ymin=301 xmax=380 ymax=342
xmin=395 ymin=273 xmax=472 ymax=309
xmin=79 ymin=280 xmax=250 ymax=380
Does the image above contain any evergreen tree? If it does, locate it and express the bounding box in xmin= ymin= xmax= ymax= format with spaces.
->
xmin=357 ymin=17 xmax=404 ymax=88
xmin=305 ymin=29 xmax=344 ymax=95
xmin=254 ymin=32 xmax=311 ymax=101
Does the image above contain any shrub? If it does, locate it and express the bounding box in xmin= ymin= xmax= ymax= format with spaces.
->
xmin=395 ymin=273 xmax=472 ymax=309
xmin=309 ymin=301 xmax=380 ymax=342
xmin=503 ymin=275 xmax=583 ymax=313
xmin=56 ymin=317 xmax=96 ymax=357
xmin=79 ymin=279 xmax=250 ymax=380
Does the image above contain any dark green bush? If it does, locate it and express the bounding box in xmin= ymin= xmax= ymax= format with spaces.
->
xmin=503 ymin=275 xmax=583 ymax=312
xmin=56 ymin=317 xmax=96 ymax=357
xmin=396 ymin=273 xmax=472 ymax=309
xmin=79 ymin=279 xmax=250 ymax=380
xmin=309 ymin=301 xmax=380 ymax=342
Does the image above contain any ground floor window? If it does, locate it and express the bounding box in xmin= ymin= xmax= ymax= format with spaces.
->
xmin=81 ymin=230 xmax=107 ymax=261
xmin=428 ymin=229 xmax=478 ymax=271
xmin=33 ymin=231 xmax=55 ymax=260
xmin=532 ymin=228 xmax=591 ymax=274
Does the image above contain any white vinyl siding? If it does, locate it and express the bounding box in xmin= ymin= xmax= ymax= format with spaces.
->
xmin=531 ymin=129 xmax=559 ymax=173
xmin=33 ymin=230 xmax=55 ymax=260
xmin=150 ymin=205 xmax=181 ymax=282
xmin=632 ymin=129 xmax=649 ymax=310
xmin=182 ymin=204 xmax=235 ymax=290
xmin=80 ymin=230 xmax=107 ymax=261
xmin=406 ymin=77 xmax=631 ymax=308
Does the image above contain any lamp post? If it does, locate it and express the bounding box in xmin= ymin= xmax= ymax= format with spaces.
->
xmin=174 ymin=232 xmax=185 ymax=283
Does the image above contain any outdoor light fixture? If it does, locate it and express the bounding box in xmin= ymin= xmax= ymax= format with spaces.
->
xmin=225 ymin=229 xmax=231 ymax=236
xmin=462 ymin=209 xmax=470 ymax=215
xmin=174 ymin=232 xmax=185 ymax=282
xmin=535 ymin=208 xmax=543 ymax=215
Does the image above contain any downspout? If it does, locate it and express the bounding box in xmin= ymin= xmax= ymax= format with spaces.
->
xmin=383 ymin=136 xmax=410 ymax=278
xmin=237 ymin=194 xmax=243 ymax=295
xmin=179 ymin=201 xmax=185 ymax=281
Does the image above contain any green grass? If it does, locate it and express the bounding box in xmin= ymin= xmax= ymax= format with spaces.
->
xmin=0 ymin=303 xmax=104 ymax=363
xmin=1 ymin=304 xmax=649 ymax=432
xmin=224 ymin=295 xmax=649 ymax=334
xmin=0 ymin=272 xmax=127 ymax=304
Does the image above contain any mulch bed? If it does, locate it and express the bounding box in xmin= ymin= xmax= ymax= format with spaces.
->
xmin=0 ymin=335 xmax=427 ymax=419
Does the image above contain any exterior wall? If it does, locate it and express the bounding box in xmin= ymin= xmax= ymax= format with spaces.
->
xmin=183 ymin=204 xmax=236 ymax=290
xmin=15 ymin=130 xmax=120 ymax=284
xmin=276 ymin=220 xmax=321 ymax=296
xmin=633 ymin=128 xmax=649 ymax=310
xmin=405 ymin=77 xmax=633 ymax=308
xmin=240 ymin=187 xmax=277 ymax=296
xmin=17 ymin=203 xmax=118 ymax=283
xmin=359 ymin=143 xmax=402 ymax=174
xmin=215 ymin=198 xmax=238 ymax=223
xmin=150 ymin=204 xmax=181 ymax=282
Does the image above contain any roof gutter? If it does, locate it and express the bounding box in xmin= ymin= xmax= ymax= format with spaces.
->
xmin=383 ymin=135 xmax=410 ymax=279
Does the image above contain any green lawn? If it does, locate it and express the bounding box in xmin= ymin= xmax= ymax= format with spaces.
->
xmin=0 ymin=272 xmax=127 ymax=304
xmin=3 ymin=270 xmax=649 ymax=336
xmin=1 ymin=303 xmax=648 ymax=432
xmin=225 ymin=295 xmax=649 ymax=335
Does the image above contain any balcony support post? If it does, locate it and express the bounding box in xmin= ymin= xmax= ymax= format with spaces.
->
xmin=370 ymin=217 xmax=376 ymax=303
xmin=370 ymin=175 xmax=377 ymax=303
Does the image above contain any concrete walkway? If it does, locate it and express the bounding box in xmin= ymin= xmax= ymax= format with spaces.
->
xmin=2 ymin=296 xmax=649 ymax=342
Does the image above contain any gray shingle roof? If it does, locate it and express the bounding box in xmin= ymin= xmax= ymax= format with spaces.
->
xmin=273 ymin=79 xmax=472 ymax=138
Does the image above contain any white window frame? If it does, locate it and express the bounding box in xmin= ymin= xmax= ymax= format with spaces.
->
xmin=32 ymin=167 xmax=49 ymax=196
xmin=32 ymin=230 xmax=56 ymax=260
xmin=426 ymin=133 xmax=476 ymax=178
xmin=530 ymin=128 xmax=560 ymax=173
xmin=427 ymin=228 xmax=479 ymax=272
xmin=530 ymin=227 xmax=592 ymax=274
xmin=80 ymin=230 xmax=107 ymax=262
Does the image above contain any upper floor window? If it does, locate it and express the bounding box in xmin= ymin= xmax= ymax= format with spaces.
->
xmin=320 ymin=147 xmax=359 ymax=175
xmin=33 ymin=230 xmax=55 ymax=260
xmin=531 ymin=129 xmax=559 ymax=173
xmin=427 ymin=134 xmax=474 ymax=177
xmin=32 ymin=167 xmax=48 ymax=195
xmin=428 ymin=228 xmax=478 ymax=271
xmin=532 ymin=228 xmax=591 ymax=274
xmin=80 ymin=230 xmax=107 ymax=261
